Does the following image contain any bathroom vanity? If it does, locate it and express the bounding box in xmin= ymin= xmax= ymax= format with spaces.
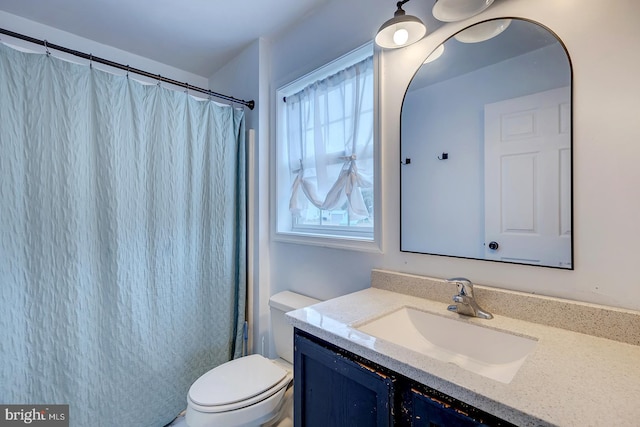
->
xmin=294 ymin=329 xmax=516 ymax=426
xmin=287 ymin=270 xmax=640 ymax=426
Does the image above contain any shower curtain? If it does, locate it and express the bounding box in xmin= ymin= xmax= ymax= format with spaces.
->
xmin=0 ymin=43 xmax=246 ymax=426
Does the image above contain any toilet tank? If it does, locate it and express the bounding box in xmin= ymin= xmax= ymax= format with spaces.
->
xmin=269 ymin=291 xmax=321 ymax=363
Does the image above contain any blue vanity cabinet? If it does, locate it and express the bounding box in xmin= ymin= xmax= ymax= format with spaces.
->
xmin=294 ymin=329 xmax=518 ymax=427
xmin=294 ymin=330 xmax=394 ymax=427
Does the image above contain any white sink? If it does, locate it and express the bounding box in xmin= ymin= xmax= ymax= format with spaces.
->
xmin=355 ymin=307 xmax=537 ymax=383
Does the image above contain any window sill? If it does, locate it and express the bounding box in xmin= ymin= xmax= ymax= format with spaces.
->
xmin=272 ymin=230 xmax=382 ymax=253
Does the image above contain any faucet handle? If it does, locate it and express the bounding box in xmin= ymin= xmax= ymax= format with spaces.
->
xmin=447 ymin=277 xmax=474 ymax=297
xmin=452 ymin=294 xmax=465 ymax=304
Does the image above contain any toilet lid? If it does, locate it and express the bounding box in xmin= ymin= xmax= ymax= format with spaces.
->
xmin=189 ymin=354 xmax=288 ymax=407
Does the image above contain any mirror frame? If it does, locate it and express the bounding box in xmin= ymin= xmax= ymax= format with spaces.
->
xmin=399 ymin=18 xmax=574 ymax=270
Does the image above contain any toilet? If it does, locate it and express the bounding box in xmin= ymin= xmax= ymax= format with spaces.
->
xmin=185 ymin=291 xmax=320 ymax=427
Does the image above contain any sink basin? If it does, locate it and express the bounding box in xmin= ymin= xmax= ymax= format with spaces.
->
xmin=355 ymin=307 xmax=537 ymax=383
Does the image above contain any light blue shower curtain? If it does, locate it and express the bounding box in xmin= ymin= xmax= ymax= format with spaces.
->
xmin=0 ymin=43 xmax=246 ymax=426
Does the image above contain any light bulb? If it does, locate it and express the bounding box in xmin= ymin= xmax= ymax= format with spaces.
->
xmin=393 ymin=28 xmax=409 ymax=46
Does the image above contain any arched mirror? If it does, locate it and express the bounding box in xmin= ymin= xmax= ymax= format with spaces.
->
xmin=400 ymin=18 xmax=573 ymax=269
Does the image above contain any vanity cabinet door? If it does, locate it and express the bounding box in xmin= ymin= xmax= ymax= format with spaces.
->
xmin=404 ymin=387 xmax=488 ymax=427
xmin=294 ymin=330 xmax=394 ymax=427
xmin=401 ymin=385 xmax=517 ymax=427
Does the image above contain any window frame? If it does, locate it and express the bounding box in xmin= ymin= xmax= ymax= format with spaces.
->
xmin=272 ymin=42 xmax=381 ymax=252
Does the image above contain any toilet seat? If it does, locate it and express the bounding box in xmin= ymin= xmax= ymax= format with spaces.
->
xmin=187 ymin=354 xmax=292 ymax=414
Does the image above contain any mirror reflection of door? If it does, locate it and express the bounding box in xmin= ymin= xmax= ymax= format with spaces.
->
xmin=400 ymin=18 xmax=573 ymax=269
xmin=484 ymin=87 xmax=572 ymax=267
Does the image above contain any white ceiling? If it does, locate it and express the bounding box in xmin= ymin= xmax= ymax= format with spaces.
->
xmin=0 ymin=0 xmax=332 ymax=77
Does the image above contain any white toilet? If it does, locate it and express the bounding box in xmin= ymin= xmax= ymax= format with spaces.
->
xmin=185 ymin=291 xmax=320 ymax=427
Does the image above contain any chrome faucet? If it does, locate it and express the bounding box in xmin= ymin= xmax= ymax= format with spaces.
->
xmin=446 ymin=278 xmax=493 ymax=319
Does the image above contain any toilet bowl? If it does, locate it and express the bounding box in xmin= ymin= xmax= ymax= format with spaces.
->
xmin=185 ymin=291 xmax=320 ymax=427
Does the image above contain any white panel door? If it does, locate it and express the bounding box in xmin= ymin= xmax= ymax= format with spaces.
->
xmin=484 ymin=87 xmax=571 ymax=267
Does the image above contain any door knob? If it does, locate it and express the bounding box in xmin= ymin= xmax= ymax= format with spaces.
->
xmin=488 ymin=241 xmax=499 ymax=250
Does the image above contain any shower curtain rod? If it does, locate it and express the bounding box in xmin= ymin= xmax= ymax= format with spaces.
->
xmin=0 ymin=27 xmax=255 ymax=110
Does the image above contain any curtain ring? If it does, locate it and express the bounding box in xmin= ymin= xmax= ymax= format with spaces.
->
xmin=126 ymin=65 xmax=130 ymax=79
xmin=43 ymin=40 xmax=51 ymax=56
xmin=157 ymin=74 xmax=162 ymax=87
xmin=184 ymin=83 xmax=189 ymax=95
xmin=89 ymin=54 xmax=93 ymax=69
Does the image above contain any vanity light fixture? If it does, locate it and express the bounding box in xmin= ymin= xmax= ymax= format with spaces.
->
xmin=432 ymin=0 xmax=495 ymax=22
xmin=375 ymin=0 xmax=427 ymax=49
xmin=454 ymin=19 xmax=512 ymax=43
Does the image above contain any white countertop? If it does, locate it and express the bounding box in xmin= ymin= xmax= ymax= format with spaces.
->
xmin=287 ymin=287 xmax=640 ymax=427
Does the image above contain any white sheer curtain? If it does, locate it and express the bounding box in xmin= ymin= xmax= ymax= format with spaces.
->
xmin=286 ymin=56 xmax=374 ymax=225
xmin=0 ymin=43 xmax=246 ymax=427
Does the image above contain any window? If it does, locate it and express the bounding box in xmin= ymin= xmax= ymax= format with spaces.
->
xmin=275 ymin=44 xmax=377 ymax=249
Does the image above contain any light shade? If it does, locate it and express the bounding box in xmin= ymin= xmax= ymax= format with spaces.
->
xmin=424 ymin=44 xmax=445 ymax=63
xmin=375 ymin=6 xmax=426 ymax=49
xmin=432 ymin=0 xmax=494 ymax=22
xmin=454 ymin=19 xmax=512 ymax=43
